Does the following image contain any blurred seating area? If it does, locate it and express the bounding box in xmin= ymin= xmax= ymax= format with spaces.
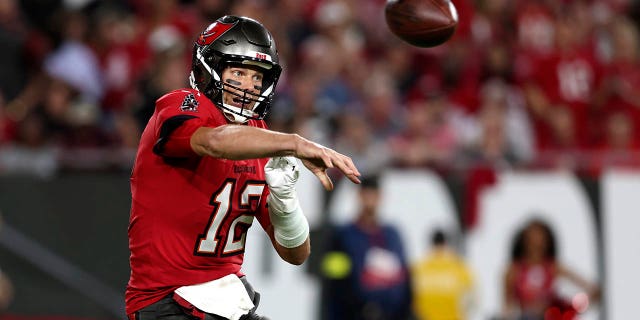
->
xmin=1 ymin=0 xmax=639 ymax=178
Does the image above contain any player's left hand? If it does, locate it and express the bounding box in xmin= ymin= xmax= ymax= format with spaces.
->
xmin=264 ymin=156 xmax=300 ymax=213
xmin=265 ymin=156 xmax=299 ymax=194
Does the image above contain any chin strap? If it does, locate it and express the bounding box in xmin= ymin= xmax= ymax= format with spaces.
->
xmin=221 ymin=103 xmax=254 ymax=123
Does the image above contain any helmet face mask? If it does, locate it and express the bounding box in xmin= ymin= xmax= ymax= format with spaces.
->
xmin=190 ymin=16 xmax=282 ymax=123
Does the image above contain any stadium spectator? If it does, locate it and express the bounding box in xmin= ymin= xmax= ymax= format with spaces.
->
xmin=0 ymin=111 xmax=59 ymax=178
xmin=323 ymin=175 xmax=412 ymax=320
xmin=296 ymin=0 xmax=365 ymax=121
xmin=457 ymin=91 xmax=516 ymax=168
xmin=125 ymin=15 xmax=360 ymax=320
xmin=458 ymin=79 xmax=535 ymax=168
xmin=90 ymin=4 xmax=148 ymax=114
xmin=357 ymin=67 xmax=404 ymax=140
xmin=411 ymin=229 xmax=475 ymax=320
xmin=593 ymin=17 xmax=640 ymax=143
xmin=589 ymin=110 xmax=640 ymax=175
xmin=387 ymin=93 xmax=460 ymax=168
xmin=334 ymin=113 xmax=390 ymax=177
xmin=502 ymin=219 xmax=600 ymax=320
xmin=0 ymin=0 xmax=30 ymax=101
xmin=535 ymin=106 xmax=584 ymax=170
xmin=602 ymin=111 xmax=638 ymax=152
xmin=132 ymin=45 xmax=189 ymax=130
xmin=269 ymin=69 xmax=332 ymax=147
xmin=525 ymin=10 xmax=603 ymax=150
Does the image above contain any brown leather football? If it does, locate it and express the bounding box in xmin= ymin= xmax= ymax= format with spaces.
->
xmin=385 ymin=0 xmax=459 ymax=48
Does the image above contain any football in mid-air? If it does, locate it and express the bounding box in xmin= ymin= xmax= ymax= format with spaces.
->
xmin=385 ymin=0 xmax=459 ymax=48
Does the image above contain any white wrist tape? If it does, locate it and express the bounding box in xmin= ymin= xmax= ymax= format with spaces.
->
xmin=267 ymin=188 xmax=300 ymax=213
xmin=268 ymin=194 xmax=309 ymax=248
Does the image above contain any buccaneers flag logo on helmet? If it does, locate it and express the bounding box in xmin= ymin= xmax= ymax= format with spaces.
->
xmin=197 ymin=21 xmax=235 ymax=46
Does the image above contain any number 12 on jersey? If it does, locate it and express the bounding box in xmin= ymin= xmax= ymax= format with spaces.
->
xmin=195 ymin=179 xmax=266 ymax=256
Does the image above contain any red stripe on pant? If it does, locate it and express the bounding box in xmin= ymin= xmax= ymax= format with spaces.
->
xmin=173 ymin=293 xmax=207 ymax=320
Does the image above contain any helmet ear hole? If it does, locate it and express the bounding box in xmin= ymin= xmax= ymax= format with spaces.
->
xmin=193 ymin=66 xmax=206 ymax=85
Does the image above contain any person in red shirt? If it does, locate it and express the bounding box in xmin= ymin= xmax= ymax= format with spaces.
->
xmin=593 ymin=17 xmax=640 ymax=144
xmin=502 ymin=219 xmax=600 ymax=320
xmin=126 ymin=15 xmax=360 ymax=320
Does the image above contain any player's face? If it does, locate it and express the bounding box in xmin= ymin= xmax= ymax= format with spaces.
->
xmin=221 ymin=66 xmax=264 ymax=110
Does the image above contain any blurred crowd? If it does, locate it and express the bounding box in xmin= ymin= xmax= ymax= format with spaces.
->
xmin=1 ymin=0 xmax=640 ymax=178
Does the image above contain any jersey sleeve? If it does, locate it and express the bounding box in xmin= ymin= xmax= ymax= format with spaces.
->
xmin=152 ymin=90 xmax=206 ymax=158
xmin=255 ymin=178 xmax=272 ymax=231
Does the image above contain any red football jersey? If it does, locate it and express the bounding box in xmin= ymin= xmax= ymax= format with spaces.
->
xmin=125 ymin=88 xmax=272 ymax=315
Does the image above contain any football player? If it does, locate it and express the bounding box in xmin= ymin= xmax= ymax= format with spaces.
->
xmin=126 ymin=15 xmax=360 ymax=320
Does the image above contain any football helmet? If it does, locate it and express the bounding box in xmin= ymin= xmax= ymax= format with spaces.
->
xmin=190 ymin=16 xmax=282 ymax=123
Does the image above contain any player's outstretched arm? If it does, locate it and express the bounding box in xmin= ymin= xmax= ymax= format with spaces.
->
xmin=190 ymin=125 xmax=297 ymax=159
xmin=190 ymin=125 xmax=361 ymax=190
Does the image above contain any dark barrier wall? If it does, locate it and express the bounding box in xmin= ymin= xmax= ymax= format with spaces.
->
xmin=0 ymin=173 xmax=132 ymax=318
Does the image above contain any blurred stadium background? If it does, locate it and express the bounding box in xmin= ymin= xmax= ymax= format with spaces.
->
xmin=0 ymin=0 xmax=639 ymax=319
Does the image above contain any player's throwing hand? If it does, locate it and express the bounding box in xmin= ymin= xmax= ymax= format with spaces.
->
xmin=293 ymin=137 xmax=361 ymax=191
